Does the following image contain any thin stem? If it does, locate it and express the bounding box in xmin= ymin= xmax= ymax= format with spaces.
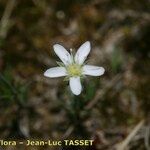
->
xmin=0 ymin=73 xmax=17 ymax=95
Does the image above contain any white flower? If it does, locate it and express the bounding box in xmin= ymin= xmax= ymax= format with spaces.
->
xmin=44 ymin=41 xmax=105 ymax=95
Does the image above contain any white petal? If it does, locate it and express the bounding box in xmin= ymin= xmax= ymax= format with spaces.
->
xmin=69 ymin=77 xmax=82 ymax=95
xmin=53 ymin=44 xmax=72 ymax=65
xmin=75 ymin=41 xmax=91 ymax=64
xmin=82 ymin=65 xmax=105 ymax=76
xmin=44 ymin=67 xmax=67 ymax=78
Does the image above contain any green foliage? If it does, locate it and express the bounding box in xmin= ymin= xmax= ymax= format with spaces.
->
xmin=60 ymin=79 xmax=97 ymax=138
xmin=0 ymin=69 xmax=29 ymax=106
xmin=84 ymin=80 xmax=97 ymax=100
xmin=111 ymin=47 xmax=123 ymax=74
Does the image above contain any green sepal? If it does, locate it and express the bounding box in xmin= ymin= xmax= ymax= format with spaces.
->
xmin=56 ymin=61 xmax=65 ymax=67
xmin=63 ymin=76 xmax=70 ymax=81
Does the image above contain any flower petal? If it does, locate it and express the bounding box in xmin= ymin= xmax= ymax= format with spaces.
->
xmin=69 ymin=77 xmax=82 ymax=95
xmin=53 ymin=44 xmax=72 ymax=65
xmin=75 ymin=41 xmax=91 ymax=64
xmin=82 ymin=65 xmax=105 ymax=76
xmin=44 ymin=67 xmax=67 ymax=78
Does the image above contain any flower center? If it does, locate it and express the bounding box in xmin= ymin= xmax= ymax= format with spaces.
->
xmin=67 ymin=64 xmax=82 ymax=77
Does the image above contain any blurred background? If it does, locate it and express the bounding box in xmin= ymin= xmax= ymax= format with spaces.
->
xmin=0 ymin=0 xmax=150 ymax=149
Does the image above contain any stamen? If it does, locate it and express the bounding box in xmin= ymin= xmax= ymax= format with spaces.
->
xmin=69 ymin=48 xmax=74 ymax=63
xmin=67 ymin=63 xmax=82 ymax=77
xmin=70 ymin=48 xmax=73 ymax=53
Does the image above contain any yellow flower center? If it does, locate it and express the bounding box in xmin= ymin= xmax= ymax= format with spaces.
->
xmin=67 ymin=64 xmax=82 ymax=77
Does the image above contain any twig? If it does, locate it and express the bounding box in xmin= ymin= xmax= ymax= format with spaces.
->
xmin=116 ymin=120 xmax=145 ymax=150
xmin=0 ymin=0 xmax=16 ymax=39
xmin=62 ymin=126 xmax=74 ymax=139
xmin=145 ymin=126 xmax=150 ymax=150
xmin=108 ymin=9 xmax=150 ymax=21
xmin=85 ymin=74 xmax=122 ymax=110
